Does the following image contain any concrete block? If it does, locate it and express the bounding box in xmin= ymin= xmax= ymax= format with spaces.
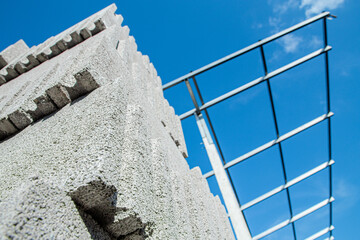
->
xmin=148 ymin=138 xmax=177 ymax=239
xmin=214 ymin=196 xmax=236 ymax=240
xmin=0 ymin=117 xmax=18 ymax=140
xmin=0 ymin=40 xmax=29 ymax=70
xmin=174 ymin=115 xmax=188 ymax=158
xmin=0 ymin=75 xmax=5 ymax=85
xmin=65 ymin=69 xmax=100 ymax=100
xmin=186 ymin=167 xmax=209 ymax=239
xmin=0 ymin=66 xmax=19 ymax=81
xmin=14 ymin=62 xmax=27 ymax=74
xmin=0 ymin=179 xmax=96 ymax=239
xmin=21 ymin=54 xmax=40 ymax=71
xmin=46 ymin=84 xmax=71 ymax=108
xmin=80 ymin=28 xmax=92 ymax=40
xmin=0 ymin=13 xmax=113 ymax=86
xmin=36 ymin=51 xmax=49 ymax=63
xmin=190 ymin=167 xmax=218 ymax=239
xmin=169 ymin=174 xmax=193 ymax=238
xmin=26 ymin=94 xmax=58 ymax=121
xmin=8 ymin=109 xmax=33 ymax=130
xmin=66 ymin=31 xmax=83 ymax=49
xmin=210 ymin=196 xmax=227 ymax=240
xmin=56 ymin=39 xmax=68 ymax=52
xmin=89 ymin=19 xmax=106 ymax=35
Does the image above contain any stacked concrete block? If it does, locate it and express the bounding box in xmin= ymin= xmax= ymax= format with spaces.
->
xmin=0 ymin=40 xmax=29 ymax=71
xmin=0 ymin=3 xmax=235 ymax=239
xmin=0 ymin=4 xmax=118 ymax=86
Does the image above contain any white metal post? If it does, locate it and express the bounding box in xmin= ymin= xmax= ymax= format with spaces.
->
xmin=195 ymin=113 xmax=252 ymax=240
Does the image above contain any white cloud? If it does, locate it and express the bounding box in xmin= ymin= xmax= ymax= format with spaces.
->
xmin=280 ymin=34 xmax=303 ymax=53
xmin=268 ymin=0 xmax=342 ymax=53
xmin=309 ymin=35 xmax=323 ymax=48
xmin=273 ymin=0 xmax=299 ymax=14
xmin=300 ymin=0 xmax=344 ymax=17
xmin=269 ymin=17 xmax=281 ymax=30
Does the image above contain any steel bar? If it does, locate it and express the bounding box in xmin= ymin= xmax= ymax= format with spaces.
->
xmin=304 ymin=226 xmax=334 ymax=240
xmin=184 ymin=79 xmax=201 ymax=114
xmin=252 ymin=197 xmax=335 ymax=240
xmin=162 ymin=11 xmax=330 ymax=90
xmin=195 ymin=113 xmax=252 ymax=240
xmin=192 ymin=77 xmax=226 ymax=164
xmin=323 ymin=17 xmax=334 ymax=238
xmin=241 ymin=160 xmax=335 ymax=211
xmin=192 ymin=77 xmax=243 ymax=206
xmin=204 ymin=112 xmax=334 ymax=178
xmin=179 ymin=46 xmax=332 ymax=120
xmin=260 ymin=44 xmax=297 ymax=240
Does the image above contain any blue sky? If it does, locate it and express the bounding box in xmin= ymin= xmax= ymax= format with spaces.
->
xmin=1 ymin=0 xmax=359 ymax=239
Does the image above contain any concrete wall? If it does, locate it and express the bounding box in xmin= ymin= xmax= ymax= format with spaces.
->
xmin=0 ymin=4 xmax=235 ymax=240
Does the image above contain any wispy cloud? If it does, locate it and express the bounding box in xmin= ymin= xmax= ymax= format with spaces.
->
xmin=309 ymin=35 xmax=323 ymax=48
xmin=268 ymin=8 xmax=303 ymax=54
xmin=280 ymin=34 xmax=303 ymax=53
xmin=300 ymin=0 xmax=345 ymax=18
xmin=334 ymin=178 xmax=358 ymax=199
xmin=268 ymin=0 xmax=344 ymax=54
xmin=273 ymin=0 xmax=299 ymax=14
xmin=333 ymin=178 xmax=359 ymax=214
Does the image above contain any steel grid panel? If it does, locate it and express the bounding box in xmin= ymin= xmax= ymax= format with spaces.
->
xmin=163 ymin=12 xmax=334 ymax=240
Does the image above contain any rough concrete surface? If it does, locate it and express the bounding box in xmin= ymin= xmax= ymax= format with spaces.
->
xmin=0 ymin=3 xmax=235 ymax=240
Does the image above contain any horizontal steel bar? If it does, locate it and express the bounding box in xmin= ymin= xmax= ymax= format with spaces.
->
xmin=241 ymin=160 xmax=335 ymax=211
xmin=162 ymin=11 xmax=330 ymax=90
xmin=203 ymin=112 xmax=334 ymax=178
xmin=179 ymin=108 xmax=197 ymax=120
xmin=305 ymin=226 xmax=334 ymax=240
xmin=179 ymin=46 xmax=332 ymax=120
xmin=253 ymin=197 xmax=335 ymax=240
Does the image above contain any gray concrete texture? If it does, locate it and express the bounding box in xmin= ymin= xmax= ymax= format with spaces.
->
xmin=0 ymin=3 xmax=235 ymax=239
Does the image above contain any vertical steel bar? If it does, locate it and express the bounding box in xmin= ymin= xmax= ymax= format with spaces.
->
xmin=195 ymin=113 xmax=252 ymax=240
xmin=260 ymin=45 xmax=297 ymax=240
xmin=323 ymin=17 xmax=333 ymax=237
xmin=192 ymin=76 xmax=244 ymax=214
xmin=185 ymin=77 xmax=252 ymax=238
xmin=192 ymin=77 xmax=226 ymax=165
xmin=184 ymin=79 xmax=201 ymax=114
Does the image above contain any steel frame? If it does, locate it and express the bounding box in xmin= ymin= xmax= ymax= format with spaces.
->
xmin=163 ymin=12 xmax=335 ymax=240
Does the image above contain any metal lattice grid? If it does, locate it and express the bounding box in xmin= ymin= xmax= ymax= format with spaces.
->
xmin=163 ymin=12 xmax=335 ymax=240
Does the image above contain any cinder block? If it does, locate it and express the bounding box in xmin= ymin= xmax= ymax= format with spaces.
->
xmin=0 ymin=66 xmax=19 ymax=81
xmin=27 ymin=94 xmax=58 ymax=121
xmin=80 ymin=28 xmax=92 ymax=40
xmin=89 ymin=19 xmax=106 ymax=35
xmin=46 ymin=84 xmax=72 ymax=108
xmin=0 ymin=40 xmax=29 ymax=70
xmin=8 ymin=109 xmax=33 ymax=130
xmin=0 ymin=117 xmax=18 ymax=140
xmin=65 ymin=69 xmax=100 ymax=100
xmin=0 ymin=75 xmax=5 ymax=85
